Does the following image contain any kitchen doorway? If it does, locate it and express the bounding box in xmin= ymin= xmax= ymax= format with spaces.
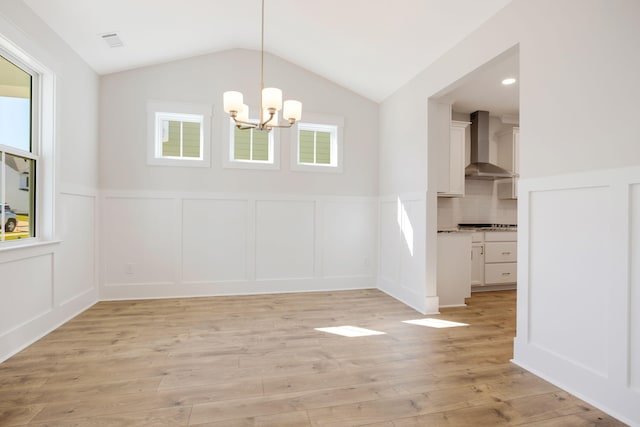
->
xmin=431 ymin=45 xmax=520 ymax=309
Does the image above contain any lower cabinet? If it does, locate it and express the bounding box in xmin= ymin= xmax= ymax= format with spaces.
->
xmin=471 ymin=231 xmax=517 ymax=290
xmin=471 ymin=232 xmax=485 ymax=286
xmin=437 ymin=232 xmax=472 ymax=307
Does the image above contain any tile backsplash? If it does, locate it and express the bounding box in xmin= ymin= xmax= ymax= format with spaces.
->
xmin=437 ymin=179 xmax=517 ymax=229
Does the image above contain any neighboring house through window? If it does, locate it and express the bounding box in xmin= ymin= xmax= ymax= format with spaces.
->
xmin=147 ymin=101 xmax=211 ymax=167
xmin=223 ymin=112 xmax=280 ymax=170
xmin=0 ymin=52 xmax=37 ymax=241
xmin=291 ymin=113 xmax=344 ymax=173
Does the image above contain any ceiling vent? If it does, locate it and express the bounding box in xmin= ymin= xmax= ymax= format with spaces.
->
xmin=100 ymin=32 xmax=124 ymax=48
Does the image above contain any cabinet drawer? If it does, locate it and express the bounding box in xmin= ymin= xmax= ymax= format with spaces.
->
xmin=485 ymin=263 xmax=517 ymax=284
xmin=471 ymin=232 xmax=484 ymax=243
xmin=484 ymin=231 xmax=517 ymax=242
xmin=485 ymin=242 xmax=517 ymax=263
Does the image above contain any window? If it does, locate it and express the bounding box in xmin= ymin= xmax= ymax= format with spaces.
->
xmin=0 ymin=53 xmax=37 ymax=242
xmin=147 ymin=101 xmax=211 ymax=167
xmin=298 ymin=124 xmax=335 ymax=166
xmin=223 ymin=114 xmax=280 ymax=170
xmin=291 ymin=114 xmax=344 ymax=173
xmin=233 ymin=126 xmax=270 ymax=162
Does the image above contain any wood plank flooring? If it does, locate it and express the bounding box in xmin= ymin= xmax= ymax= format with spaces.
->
xmin=0 ymin=290 xmax=626 ymax=426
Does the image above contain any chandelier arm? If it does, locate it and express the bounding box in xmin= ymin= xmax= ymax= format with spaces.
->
xmin=261 ymin=111 xmax=275 ymax=127
xmin=264 ymin=121 xmax=296 ymax=129
xmin=232 ymin=117 xmax=258 ymax=129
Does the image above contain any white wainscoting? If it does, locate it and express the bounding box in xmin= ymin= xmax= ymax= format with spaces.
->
xmin=100 ymin=192 xmax=377 ymax=300
xmin=0 ymin=188 xmax=98 ymax=362
xmin=630 ymin=183 xmax=640 ymax=392
xmin=377 ymin=193 xmax=430 ymax=314
xmin=514 ymin=165 xmax=640 ymax=426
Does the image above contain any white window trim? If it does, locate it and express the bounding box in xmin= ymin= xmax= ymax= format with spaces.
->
xmin=0 ymin=35 xmax=55 ymax=246
xmin=290 ymin=113 xmax=344 ymax=174
xmin=147 ymin=101 xmax=212 ymax=167
xmin=222 ymin=113 xmax=280 ymax=171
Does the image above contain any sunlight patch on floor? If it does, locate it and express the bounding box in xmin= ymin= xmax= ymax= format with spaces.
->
xmin=402 ymin=318 xmax=469 ymax=328
xmin=314 ymin=326 xmax=386 ymax=337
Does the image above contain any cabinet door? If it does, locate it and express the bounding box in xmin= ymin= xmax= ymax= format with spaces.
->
xmin=447 ymin=124 xmax=466 ymax=196
xmin=471 ymin=243 xmax=484 ymax=287
xmin=497 ymin=127 xmax=519 ymax=200
xmin=497 ymin=178 xmax=517 ymax=200
xmin=438 ymin=121 xmax=469 ymax=198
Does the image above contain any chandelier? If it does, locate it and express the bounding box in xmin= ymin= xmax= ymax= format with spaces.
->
xmin=223 ymin=0 xmax=302 ymax=132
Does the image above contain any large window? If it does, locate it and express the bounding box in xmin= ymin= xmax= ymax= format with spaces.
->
xmin=0 ymin=53 xmax=37 ymax=242
xmin=147 ymin=101 xmax=211 ymax=167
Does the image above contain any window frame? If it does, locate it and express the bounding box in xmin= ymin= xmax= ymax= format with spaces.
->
xmin=222 ymin=112 xmax=280 ymax=171
xmin=290 ymin=113 xmax=344 ymax=174
xmin=147 ymin=101 xmax=212 ymax=168
xmin=0 ymin=47 xmax=41 ymax=245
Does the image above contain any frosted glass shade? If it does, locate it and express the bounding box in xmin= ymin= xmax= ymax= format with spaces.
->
xmin=223 ymin=91 xmax=243 ymax=113
xmin=283 ymin=100 xmax=302 ymax=121
xmin=237 ymin=104 xmax=249 ymax=122
xmin=262 ymin=87 xmax=283 ymax=111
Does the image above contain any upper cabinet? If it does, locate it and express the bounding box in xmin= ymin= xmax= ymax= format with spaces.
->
xmin=497 ymin=126 xmax=519 ymax=199
xmin=438 ymin=120 xmax=470 ymax=198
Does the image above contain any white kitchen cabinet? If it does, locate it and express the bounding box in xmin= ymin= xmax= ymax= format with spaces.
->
xmin=497 ymin=127 xmax=519 ymax=199
xmin=438 ymin=120 xmax=470 ymax=198
xmin=483 ymin=231 xmax=517 ymax=286
xmin=471 ymin=231 xmax=517 ymax=290
xmin=471 ymin=232 xmax=484 ymax=287
xmin=437 ymin=232 xmax=472 ymax=307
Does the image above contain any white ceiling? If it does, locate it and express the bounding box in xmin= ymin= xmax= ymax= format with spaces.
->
xmin=22 ymin=0 xmax=512 ymax=102
xmin=437 ymin=49 xmax=520 ymax=118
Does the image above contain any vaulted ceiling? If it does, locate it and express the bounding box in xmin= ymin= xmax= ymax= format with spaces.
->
xmin=22 ymin=0 xmax=512 ymax=102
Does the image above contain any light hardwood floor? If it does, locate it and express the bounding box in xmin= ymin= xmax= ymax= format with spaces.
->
xmin=0 ymin=290 xmax=625 ymax=426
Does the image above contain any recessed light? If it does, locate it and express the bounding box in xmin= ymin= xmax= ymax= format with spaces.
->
xmin=502 ymin=78 xmax=517 ymax=85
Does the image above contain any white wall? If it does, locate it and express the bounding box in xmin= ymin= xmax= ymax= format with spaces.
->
xmin=99 ymin=49 xmax=379 ymax=299
xmin=100 ymin=49 xmax=378 ymax=195
xmin=437 ymin=180 xmax=517 ymax=229
xmin=378 ymin=0 xmax=640 ymax=423
xmin=0 ymin=1 xmax=99 ymax=362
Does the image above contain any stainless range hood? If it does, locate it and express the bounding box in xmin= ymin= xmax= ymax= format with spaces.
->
xmin=465 ymin=110 xmax=513 ymax=180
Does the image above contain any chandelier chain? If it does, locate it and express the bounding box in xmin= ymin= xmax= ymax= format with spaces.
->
xmin=222 ymin=0 xmax=301 ymax=131
xmin=260 ymin=0 xmax=265 ymax=124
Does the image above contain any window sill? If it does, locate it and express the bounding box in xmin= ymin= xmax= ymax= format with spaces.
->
xmin=222 ymin=159 xmax=280 ymax=171
xmin=0 ymin=239 xmax=62 ymax=254
xmin=291 ymin=163 xmax=343 ymax=174
xmin=147 ymin=158 xmax=211 ymax=168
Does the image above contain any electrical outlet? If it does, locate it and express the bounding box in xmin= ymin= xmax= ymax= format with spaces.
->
xmin=125 ymin=263 xmax=134 ymax=275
